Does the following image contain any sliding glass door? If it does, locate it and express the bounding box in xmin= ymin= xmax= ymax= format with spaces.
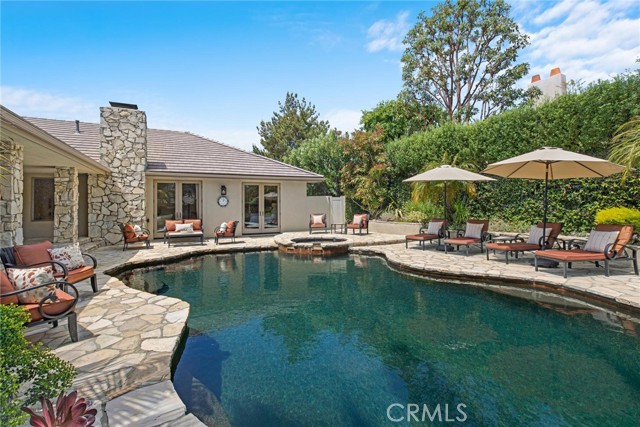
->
xmin=243 ymin=184 xmax=280 ymax=234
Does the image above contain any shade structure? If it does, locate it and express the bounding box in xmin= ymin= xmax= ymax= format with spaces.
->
xmin=403 ymin=165 xmax=495 ymax=222
xmin=483 ymin=147 xmax=624 ymax=265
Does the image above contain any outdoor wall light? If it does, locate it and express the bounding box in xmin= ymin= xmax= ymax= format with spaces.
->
xmin=221 ymin=185 xmax=227 ymax=196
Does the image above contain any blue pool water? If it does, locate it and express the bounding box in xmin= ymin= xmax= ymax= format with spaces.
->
xmin=123 ymin=252 xmax=640 ymax=427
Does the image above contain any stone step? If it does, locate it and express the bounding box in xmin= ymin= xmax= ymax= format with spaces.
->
xmin=105 ymin=381 xmax=186 ymax=427
xmin=156 ymin=413 xmax=207 ymax=427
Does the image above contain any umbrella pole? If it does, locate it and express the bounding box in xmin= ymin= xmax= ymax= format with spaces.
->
xmin=443 ymin=181 xmax=447 ymax=222
xmin=542 ymin=163 xmax=548 ymax=247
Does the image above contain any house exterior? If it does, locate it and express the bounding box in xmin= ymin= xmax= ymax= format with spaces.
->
xmin=1 ymin=103 xmax=336 ymax=247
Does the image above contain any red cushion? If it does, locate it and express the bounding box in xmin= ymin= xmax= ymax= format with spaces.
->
xmin=184 ymin=219 xmax=202 ymax=231
xmin=226 ymin=220 xmax=235 ymax=232
xmin=123 ymin=224 xmax=136 ymax=240
xmin=23 ymin=289 xmax=75 ymax=322
xmin=535 ymin=249 xmax=607 ymax=262
xmin=406 ymin=233 xmax=439 ymax=241
xmin=14 ymin=241 xmax=53 ymax=266
xmin=0 ymin=271 xmax=19 ymax=305
xmin=486 ymin=242 xmax=539 ymax=252
xmin=165 ymin=220 xmax=183 ymax=232
xmin=54 ymin=266 xmax=95 ymax=284
xmin=444 ymin=238 xmax=480 ymax=245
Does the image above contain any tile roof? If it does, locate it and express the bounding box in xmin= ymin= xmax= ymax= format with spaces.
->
xmin=24 ymin=117 xmax=324 ymax=181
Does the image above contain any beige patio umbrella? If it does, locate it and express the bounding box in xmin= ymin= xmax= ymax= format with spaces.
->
xmin=404 ymin=165 xmax=495 ymax=223
xmin=483 ymin=147 xmax=624 ymax=261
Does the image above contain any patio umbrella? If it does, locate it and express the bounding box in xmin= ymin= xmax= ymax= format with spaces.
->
xmin=403 ymin=165 xmax=495 ymax=223
xmin=482 ymin=147 xmax=624 ymax=261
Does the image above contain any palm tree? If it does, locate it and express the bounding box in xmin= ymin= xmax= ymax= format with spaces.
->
xmin=608 ymin=116 xmax=640 ymax=182
xmin=410 ymin=152 xmax=480 ymax=223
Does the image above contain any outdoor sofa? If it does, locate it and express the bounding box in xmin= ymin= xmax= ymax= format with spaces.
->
xmin=163 ymin=219 xmax=205 ymax=247
xmin=1 ymin=241 xmax=97 ymax=293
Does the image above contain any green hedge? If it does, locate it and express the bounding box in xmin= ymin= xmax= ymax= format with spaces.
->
xmin=385 ymin=70 xmax=640 ymax=233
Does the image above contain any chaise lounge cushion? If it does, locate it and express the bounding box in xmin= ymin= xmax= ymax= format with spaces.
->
xmin=0 ymin=271 xmax=19 ymax=304
xmin=14 ymin=241 xmax=53 ymax=266
xmin=536 ymin=249 xmax=607 ymax=262
xmin=446 ymin=237 xmax=480 ymax=245
xmin=54 ymin=265 xmax=95 ymax=283
xmin=23 ymin=289 xmax=75 ymax=322
xmin=486 ymin=242 xmax=539 ymax=252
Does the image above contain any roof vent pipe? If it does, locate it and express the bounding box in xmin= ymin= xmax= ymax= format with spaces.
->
xmin=75 ymin=120 xmax=80 ymax=134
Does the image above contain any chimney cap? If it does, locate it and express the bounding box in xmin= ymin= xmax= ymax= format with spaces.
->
xmin=74 ymin=120 xmax=80 ymax=134
xmin=109 ymin=101 xmax=138 ymax=109
xmin=531 ymin=74 xmax=541 ymax=83
xmin=550 ymin=67 xmax=561 ymax=76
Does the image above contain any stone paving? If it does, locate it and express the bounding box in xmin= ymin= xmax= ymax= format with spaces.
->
xmin=25 ymin=232 xmax=639 ymax=426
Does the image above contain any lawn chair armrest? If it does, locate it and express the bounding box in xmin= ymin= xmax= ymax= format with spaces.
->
xmin=0 ymin=280 xmax=78 ymax=320
xmin=82 ymin=253 xmax=98 ymax=269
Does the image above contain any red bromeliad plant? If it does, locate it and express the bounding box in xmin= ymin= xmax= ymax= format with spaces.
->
xmin=21 ymin=391 xmax=97 ymax=427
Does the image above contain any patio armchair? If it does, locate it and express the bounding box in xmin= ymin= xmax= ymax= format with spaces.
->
xmin=1 ymin=264 xmax=79 ymax=342
xmin=534 ymin=224 xmax=638 ymax=278
xmin=118 ymin=223 xmax=151 ymax=251
xmin=163 ymin=219 xmax=205 ymax=247
xmin=486 ymin=222 xmax=563 ymax=264
xmin=346 ymin=214 xmax=370 ymax=235
xmin=0 ymin=241 xmax=97 ymax=293
xmin=443 ymin=220 xmax=490 ymax=255
xmin=214 ymin=220 xmax=239 ymax=245
xmin=405 ymin=218 xmax=448 ymax=249
xmin=309 ymin=214 xmax=328 ymax=234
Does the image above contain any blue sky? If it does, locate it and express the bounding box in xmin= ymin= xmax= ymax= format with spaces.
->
xmin=2 ymin=1 xmax=639 ymax=152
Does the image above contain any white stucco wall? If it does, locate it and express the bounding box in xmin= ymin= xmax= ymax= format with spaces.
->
xmin=145 ymin=176 xmax=331 ymax=238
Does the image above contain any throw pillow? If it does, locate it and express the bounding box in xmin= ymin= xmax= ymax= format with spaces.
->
xmin=584 ymin=230 xmax=619 ymax=253
xmin=175 ymin=223 xmax=194 ymax=233
xmin=352 ymin=215 xmax=363 ymax=226
xmin=464 ymin=222 xmax=484 ymax=239
xmin=7 ymin=266 xmax=56 ymax=304
xmin=426 ymin=221 xmax=443 ymax=235
xmin=527 ymin=226 xmax=552 ymax=245
xmin=133 ymin=225 xmax=144 ymax=237
xmin=48 ymin=243 xmax=85 ymax=274
xmin=312 ymin=214 xmax=325 ymax=225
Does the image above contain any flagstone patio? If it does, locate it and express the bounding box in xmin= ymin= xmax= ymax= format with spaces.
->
xmin=24 ymin=232 xmax=639 ymax=426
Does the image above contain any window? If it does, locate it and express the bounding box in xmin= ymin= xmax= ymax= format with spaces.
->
xmin=33 ymin=178 xmax=54 ymax=221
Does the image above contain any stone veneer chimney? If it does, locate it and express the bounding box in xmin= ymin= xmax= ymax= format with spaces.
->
xmin=87 ymin=104 xmax=147 ymax=244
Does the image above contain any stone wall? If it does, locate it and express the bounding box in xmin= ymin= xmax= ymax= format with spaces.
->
xmin=0 ymin=140 xmax=24 ymax=246
xmin=88 ymin=106 xmax=147 ymax=245
xmin=53 ymin=167 xmax=79 ymax=243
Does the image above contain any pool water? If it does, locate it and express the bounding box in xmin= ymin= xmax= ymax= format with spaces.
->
xmin=124 ymin=252 xmax=640 ymax=427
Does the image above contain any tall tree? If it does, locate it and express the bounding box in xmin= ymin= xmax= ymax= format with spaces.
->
xmin=339 ymin=127 xmax=391 ymax=216
xmin=253 ymin=92 xmax=329 ymax=161
xmin=361 ymin=96 xmax=444 ymax=143
xmin=402 ymin=0 xmax=531 ymax=123
xmin=284 ymin=131 xmax=346 ymax=196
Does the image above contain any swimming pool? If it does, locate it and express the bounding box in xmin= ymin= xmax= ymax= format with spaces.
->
xmin=123 ymin=252 xmax=640 ymax=427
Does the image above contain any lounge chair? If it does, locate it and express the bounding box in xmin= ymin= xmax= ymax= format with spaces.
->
xmin=309 ymin=214 xmax=328 ymax=234
xmin=486 ymin=222 xmax=563 ymax=264
xmin=346 ymin=214 xmax=370 ymax=235
xmin=1 ymin=264 xmax=79 ymax=342
xmin=118 ymin=223 xmax=151 ymax=251
xmin=0 ymin=241 xmax=98 ymax=293
xmin=405 ymin=218 xmax=448 ymax=249
xmin=534 ymin=224 xmax=638 ymax=278
xmin=214 ymin=220 xmax=239 ymax=245
xmin=443 ymin=220 xmax=490 ymax=255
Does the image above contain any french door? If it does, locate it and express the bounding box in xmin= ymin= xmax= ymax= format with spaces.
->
xmin=155 ymin=182 xmax=201 ymax=233
xmin=243 ymin=184 xmax=280 ymax=234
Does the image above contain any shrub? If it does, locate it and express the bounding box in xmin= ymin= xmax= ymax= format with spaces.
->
xmin=0 ymin=304 xmax=76 ymax=427
xmin=595 ymin=207 xmax=640 ymax=229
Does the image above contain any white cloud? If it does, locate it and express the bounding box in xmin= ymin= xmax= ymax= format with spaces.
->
xmin=366 ymin=11 xmax=411 ymax=53
xmin=521 ymin=0 xmax=640 ymax=85
xmin=0 ymin=86 xmax=96 ymax=121
xmin=323 ymin=109 xmax=362 ymax=134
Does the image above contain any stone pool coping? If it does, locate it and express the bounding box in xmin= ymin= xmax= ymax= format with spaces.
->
xmin=26 ymin=232 xmax=639 ymax=426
